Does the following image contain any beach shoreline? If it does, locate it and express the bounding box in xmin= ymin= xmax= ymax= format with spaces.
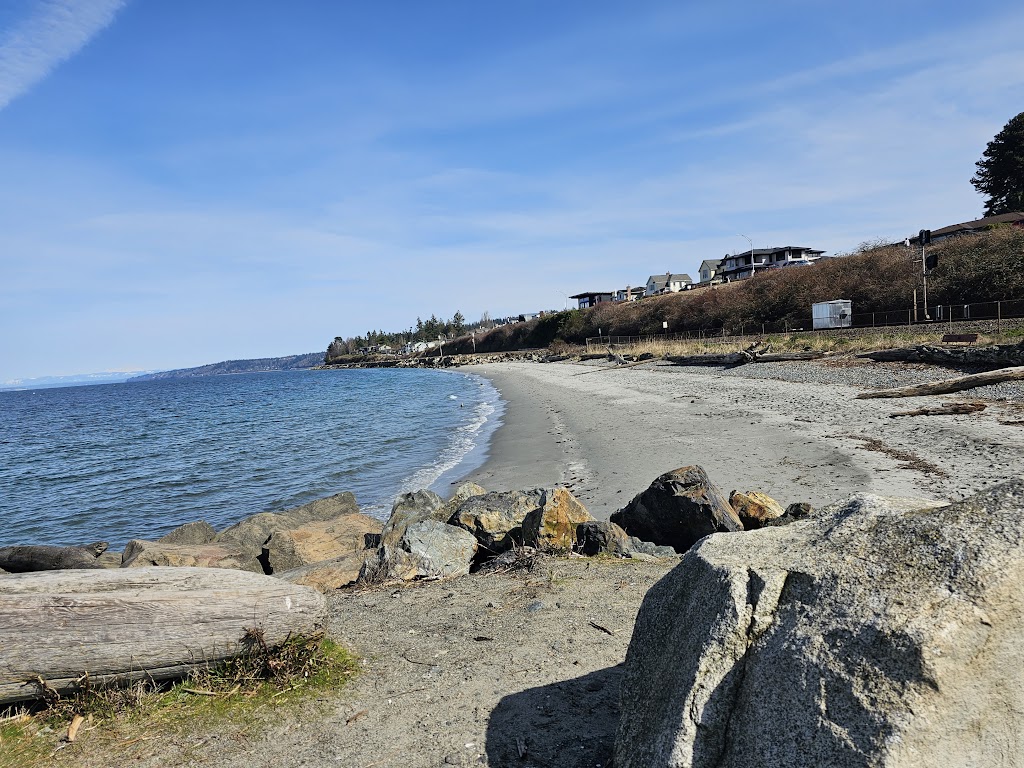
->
xmin=458 ymin=358 xmax=1024 ymax=519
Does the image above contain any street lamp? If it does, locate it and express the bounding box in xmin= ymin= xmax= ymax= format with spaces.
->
xmin=554 ymin=290 xmax=568 ymax=310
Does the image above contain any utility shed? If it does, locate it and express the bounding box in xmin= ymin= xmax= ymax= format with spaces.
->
xmin=812 ymin=300 xmax=852 ymax=330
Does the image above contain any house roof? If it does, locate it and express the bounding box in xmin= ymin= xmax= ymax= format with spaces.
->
xmin=929 ymin=212 xmax=1024 ymax=239
xmin=730 ymin=246 xmax=825 ymax=258
xmin=569 ymin=291 xmax=613 ymax=299
xmin=646 ymin=273 xmax=693 ymax=285
xmin=698 ymin=259 xmax=723 ymax=270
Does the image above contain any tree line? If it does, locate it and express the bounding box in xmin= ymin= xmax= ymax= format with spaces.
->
xmin=329 ymin=311 xmax=493 ymax=355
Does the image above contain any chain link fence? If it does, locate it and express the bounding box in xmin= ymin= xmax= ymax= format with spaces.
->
xmin=586 ymin=298 xmax=1024 ymax=351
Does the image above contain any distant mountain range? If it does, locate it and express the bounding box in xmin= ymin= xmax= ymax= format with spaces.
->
xmin=129 ymin=352 xmax=324 ymax=381
xmin=0 ymin=371 xmax=161 ymax=391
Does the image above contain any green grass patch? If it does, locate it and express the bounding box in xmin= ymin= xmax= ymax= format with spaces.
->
xmin=0 ymin=633 xmax=358 ymax=768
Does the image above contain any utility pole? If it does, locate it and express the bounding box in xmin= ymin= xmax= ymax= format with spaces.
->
xmin=918 ymin=229 xmax=932 ymax=320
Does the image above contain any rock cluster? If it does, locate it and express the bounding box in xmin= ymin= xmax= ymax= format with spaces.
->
xmin=614 ymin=481 xmax=1024 ymax=767
xmin=1 ymin=465 xmax=801 ymax=588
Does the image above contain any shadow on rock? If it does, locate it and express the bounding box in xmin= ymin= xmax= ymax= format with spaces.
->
xmin=486 ymin=665 xmax=622 ymax=767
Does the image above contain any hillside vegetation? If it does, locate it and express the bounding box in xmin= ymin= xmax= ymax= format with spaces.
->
xmin=427 ymin=226 xmax=1024 ymax=355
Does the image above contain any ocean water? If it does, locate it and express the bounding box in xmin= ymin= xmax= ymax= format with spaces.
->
xmin=0 ymin=369 xmax=502 ymax=550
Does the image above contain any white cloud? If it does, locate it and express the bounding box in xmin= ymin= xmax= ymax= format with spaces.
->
xmin=0 ymin=0 xmax=125 ymax=111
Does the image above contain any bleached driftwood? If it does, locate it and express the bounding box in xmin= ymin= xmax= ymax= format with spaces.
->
xmin=0 ymin=567 xmax=327 ymax=706
xmin=666 ymin=347 xmax=827 ymax=367
xmin=889 ymin=402 xmax=987 ymax=418
xmin=855 ymin=366 xmax=1024 ymax=399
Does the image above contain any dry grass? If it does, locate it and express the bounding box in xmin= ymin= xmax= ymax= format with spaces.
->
xmin=602 ymin=329 xmax=1016 ymax=359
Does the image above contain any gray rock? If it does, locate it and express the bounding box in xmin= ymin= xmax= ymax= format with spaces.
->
xmin=121 ymin=539 xmax=263 ymax=573
xmin=448 ymin=490 xmax=544 ymax=554
xmin=380 ymin=489 xmax=445 ymax=547
xmin=437 ymin=482 xmax=487 ymax=521
xmin=576 ymin=521 xmax=634 ymax=556
xmin=576 ymin=521 xmax=676 ymax=558
xmin=763 ymin=501 xmax=815 ymax=528
xmin=615 ymin=484 xmax=1022 ymax=768
xmin=358 ymin=520 xmax=478 ymax=583
xmin=610 ymin=465 xmax=741 ymax=553
xmin=217 ymin=491 xmax=359 ymax=559
xmin=275 ymin=550 xmax=366 ymax=592
xmin=399 ymin=520 xmax=478 ymax=578
xmin=158 ymin=520 xmax=217 ymax=546
xmin=265 ymin=512 xmax=381 ymax=574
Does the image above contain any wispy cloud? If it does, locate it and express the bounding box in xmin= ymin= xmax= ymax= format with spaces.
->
xmin=0 ymin=0 xmax=125 ymax=111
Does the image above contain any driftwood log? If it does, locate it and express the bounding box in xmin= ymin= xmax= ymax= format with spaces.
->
xmin=0 ymin=567 xmax=327 ymax=706
xmin=889 ymin=402 xmax=987 ymax=418
xmin=855 ymin=366 xmax=1024 ymax=399
xmin=0 ymin=542 xmax=108 ymax=572
xmin=666 ymin=348 xmax=827 ymax=367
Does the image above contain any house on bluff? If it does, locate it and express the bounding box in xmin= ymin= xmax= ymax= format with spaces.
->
xmin=719 ymin=246 xmax=823 ymax=281
xmin=644 ymin=272 xmax=693 ymax=296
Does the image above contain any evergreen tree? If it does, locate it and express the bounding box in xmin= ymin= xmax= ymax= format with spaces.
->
xmin=451 ymin=310 xmax=465 ymax=336
xmin=972 ymin=111 xmax=1024 ymax=216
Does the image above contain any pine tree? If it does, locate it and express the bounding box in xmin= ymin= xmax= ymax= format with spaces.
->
xmin=972 ymin=111 xmax=1024 ymax=216
xmin=451 ymin=310 xmax=465 ymax=337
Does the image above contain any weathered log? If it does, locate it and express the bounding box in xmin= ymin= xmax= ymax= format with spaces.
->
xmin=0 ymin=542 xmax=108 ymax=573
xmin=0 ymin=567 xmax=327 ymax=706
xmin=665 ymin=350 xmax=824 ymax=367
xmin=855 ymin=366 xmax=1024 ymax=399
xmin=665 ymin=353 xmax=746 ymax=366
xmin=889 ymin=402 xmax=987 ymax=418
xmin=754 ymin=352 xmax=827 ymax=362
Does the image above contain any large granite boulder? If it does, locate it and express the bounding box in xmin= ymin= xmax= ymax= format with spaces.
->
xmin=216 ymin=492 xmax=360 ymax=561
xmin=728 ymin=490 xmax=785 ymax=529
xmin=610 ymin=466 xmax=741 ymax=553
xmin=522 ymin=488 xmax=593 ymax=552
xmin=615 ymin=483 xmax=1024 ymax=768
xmin=358 ymin=520 xmax=478 ymax=583
xmin=276 ymin=551 xmax=366 ymax=592
xmin=448 ymin=490 xmax=544 ymax=554
xmin=158 ymin=520 xmax=217 ymax=546
xmin=120 ymin=539 xmax=263 ymax=573
xmin=437 ymin=482 xmax=487 ymax=521
xmin=380 ymin=490 xmax=445 ymax=548
xmin=265 ymin=512 xmax=381 ymax=573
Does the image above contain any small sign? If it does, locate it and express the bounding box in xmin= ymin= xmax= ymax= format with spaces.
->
xmin=663 ymin=321 xmax=668 ymax=329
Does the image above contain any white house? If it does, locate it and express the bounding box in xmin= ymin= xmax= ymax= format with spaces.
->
xmin=614 ymin=285 xmax=644 ymax=302
xmin=718 ymin=246 xmax=824 ymax=281
xmin=697 ymin=259 xmax=723 ymax=284
xmin=644 ymin=272 xmax=693 ymax=296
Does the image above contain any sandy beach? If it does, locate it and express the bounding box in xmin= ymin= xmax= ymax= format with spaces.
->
xmin=26 ymin=355 xmax=1024 ymax=768
xmin=462 ymin=357 xmax=1024 ymax=517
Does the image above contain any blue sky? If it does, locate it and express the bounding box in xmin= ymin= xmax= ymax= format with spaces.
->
xmin=2 ymin=0 xmax=1023 ymax=381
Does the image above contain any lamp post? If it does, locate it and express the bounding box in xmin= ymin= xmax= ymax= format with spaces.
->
xmin=737 ymin=234 xmax=754 ymax=277
xmin=554 ymin=290 xmax=568 ymax=310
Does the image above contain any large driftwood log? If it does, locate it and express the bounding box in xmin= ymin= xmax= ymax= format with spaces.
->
xmin=0 ymin=542 xmax=108 ymax=572
xmin=889 ymin=402 xmax=987 ymax=418
xmin=855 ymin=366 xmax=1024 ymax=399
xmin=665 ymin=349 xmax=827 ymax=367
xmin=0 ymin=567 xmax=327 ymax=706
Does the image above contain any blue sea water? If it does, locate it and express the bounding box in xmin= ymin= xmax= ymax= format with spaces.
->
xmin=0 ymin=369 xmax=502 ymax=550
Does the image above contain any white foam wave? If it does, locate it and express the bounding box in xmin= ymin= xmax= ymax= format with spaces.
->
xmin=397 ymin=375 xmax=502 ymax=499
